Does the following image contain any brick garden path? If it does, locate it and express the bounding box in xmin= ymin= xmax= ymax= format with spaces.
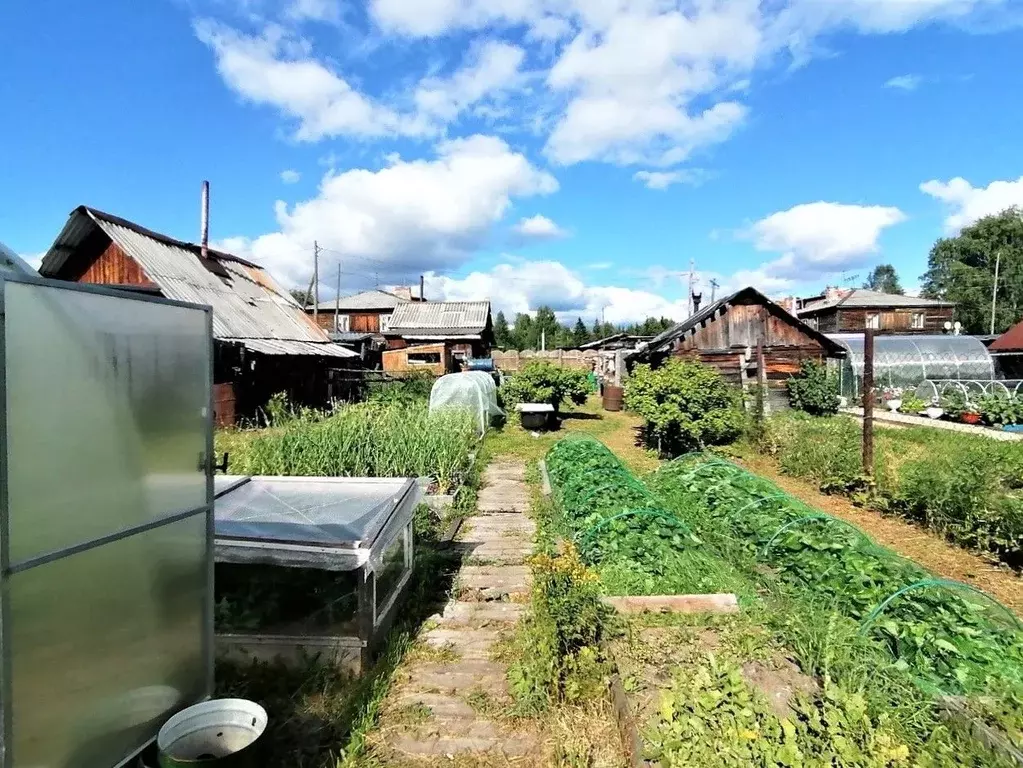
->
xmin=374 ymin=460 xmax=540 ymax=761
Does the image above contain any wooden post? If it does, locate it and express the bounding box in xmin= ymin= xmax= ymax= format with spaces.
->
xmin=614 ymin=349 xmax=625 ymax=386
xmin=862 ymin=328 xmax=875 ymax=480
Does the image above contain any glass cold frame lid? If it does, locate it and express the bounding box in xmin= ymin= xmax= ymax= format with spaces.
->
xmin=214 ymin=476 xmax=418 ymax=550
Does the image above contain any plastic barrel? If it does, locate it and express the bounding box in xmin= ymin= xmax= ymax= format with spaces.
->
xmin=157 ymin=699 xmax=267 ymax=768
xmin=602 ymin=385 xmax=624 ymax=412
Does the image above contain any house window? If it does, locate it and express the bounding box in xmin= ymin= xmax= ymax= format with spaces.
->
xmin=336 ymin=314 xmax=350 ymax=332
xmin=379 ymin=313 xmax=391 ymax=333
xmin=805 ymin=316 xmax=819 ymax=330
xmin=866 ymin=313 xmax=880 ymax=330
xmin=408 ymin=351 xmax=441 ymax=365
xmin=911 ymin=312 xmax=925 ymax=329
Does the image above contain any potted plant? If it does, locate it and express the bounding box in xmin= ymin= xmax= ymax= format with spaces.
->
xmin=961 ymin=409 xmax=981 ymax=425
xmin=924 ymin=397 xmax=944 ymax=420
xmin=881 ymin=386 xmax=903 ymax=412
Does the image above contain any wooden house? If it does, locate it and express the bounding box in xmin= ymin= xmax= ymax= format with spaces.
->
xmin=797 ymin=288 xmax=954 ymax=334
xmin=39 ymin=206 xmax=360 ymax=423
xmin=307 ymin=289 xmax=413 ymax=334
xmin=631 ymin=287 xmax=844 ymax=409
xmin=385 ymin=301 xmax=493 ymax=366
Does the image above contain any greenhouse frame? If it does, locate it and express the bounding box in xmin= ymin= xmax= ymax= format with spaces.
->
xmin=828 ymin=333 xmax=995 ymax=400
xmin=0 ymin=272 xmax=215 ymax=768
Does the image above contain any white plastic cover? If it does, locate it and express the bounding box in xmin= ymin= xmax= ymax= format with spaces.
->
xmin=213 ymin=476 xmax=420 ymax=571
xmin=429 ymin=371 xmax=504 ymax=433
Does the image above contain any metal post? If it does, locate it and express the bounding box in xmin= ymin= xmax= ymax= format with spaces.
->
xmin=990 ymin=250 xmax=1001 ymax=335
xmin=313 ymin=241 xmax=320 ymax=325
xmin=335 ymin=264 xmax=341 ymax=334
xmin=0 ymin=278 xmax=11 ymax=768
xmin=862 ymin=328 xmax=875 ymax=480
xmin=200 ymin=180 xmax=210 ymax=260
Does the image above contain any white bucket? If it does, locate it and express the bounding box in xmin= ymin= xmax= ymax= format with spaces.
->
xmin=157 ymin=699 xmax=267 ymax=765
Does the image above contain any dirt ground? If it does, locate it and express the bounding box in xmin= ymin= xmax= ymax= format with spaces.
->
xmin=735 ymin=453 xmax=1023 ymax=617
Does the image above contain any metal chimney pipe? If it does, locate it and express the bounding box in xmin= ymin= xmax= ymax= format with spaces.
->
xmin=420 ymin=274 xmax=425 ymax=301
xmin=201 ymin=180 xmax=210 ymax=259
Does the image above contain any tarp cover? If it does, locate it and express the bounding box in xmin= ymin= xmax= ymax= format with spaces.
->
xmin=214 ymin=476 xmax=419 ymax=570
xmin=429 ymin=370 xmax=503 ymax=433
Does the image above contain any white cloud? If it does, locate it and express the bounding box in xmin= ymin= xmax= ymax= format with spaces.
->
xmin=221 ymin=135 xmax=558 ymax=287
xmin=425 ymin=259 xmax=691 ymax=324
xmin=280 ymin=169 xmax=301 ymax=183
xmin=633 ymin=169 xmax=705 ymax=189
xmin=285 ymin=0 xmax=341 ymax=23
xmin=195 ymin=21 xmax=524 ymax=142
xmin=370 ymin=0 xmax=543 ymax=37
xmin=920 ymin=175 xmax=1023 ymax=231
xmin=748 ymin=201 xmax=907 ymax=279
xmin=413 ymin=41 xmax=526 ymax=123
xmin=884 ymin=73 xmax=922 ymax=90
xmin=587 ymin=261 xmax=613 ymax=270
xmin=512 ymin=214 xmax=568 ymax=240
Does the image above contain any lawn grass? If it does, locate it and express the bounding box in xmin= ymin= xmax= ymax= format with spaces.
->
xmin=486 ymin=396 xmax=659 ymax=474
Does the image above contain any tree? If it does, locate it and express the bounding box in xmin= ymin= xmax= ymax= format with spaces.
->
xmin=289 ymin=287 xmax=310 ymax=306
xmin=511 ymin=313 xmax=533 ymax=351
xmin=863 ymin=264 xmax=904 ymax=295
xmin=591 ymin=318 xmax=602 ymax=339
xmin=921 ymin=207 xmax=1023 ymax=334
xmin=533 ymin=306 xmax=560 ymax=350
xmin=572 ymin=318 xmax=589 ymax=347
xmin=493 ymin=311 xmax=512 ymax=349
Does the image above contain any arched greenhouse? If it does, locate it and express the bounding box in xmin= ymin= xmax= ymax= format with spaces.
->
xmin=828 ymin=334 xmax=995 ymax=400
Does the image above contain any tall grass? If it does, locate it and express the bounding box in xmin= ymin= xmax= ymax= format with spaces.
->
xmin=760 ymin=412 xmax=1023 ymax=565
xmin=220 ymin=401 xmax=479 ymax=493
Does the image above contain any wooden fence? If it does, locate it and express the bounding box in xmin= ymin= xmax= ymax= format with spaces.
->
xmin=491 ymin=349 xmax=598 ymax=372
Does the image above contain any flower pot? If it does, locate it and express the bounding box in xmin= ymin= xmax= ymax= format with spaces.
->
xmin=924 ymin=407 xmax=944 ymax=420
xmin=960 ymin=412 xmax=981 ymax=425
xmin=885 ymin=399 xmax=902 ymax=412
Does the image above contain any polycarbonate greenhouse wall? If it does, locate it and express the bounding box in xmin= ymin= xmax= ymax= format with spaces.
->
xmin=0 ymin=274 xmax=214 ymax=768
xmin=827 ymin=333 xmax=995 ymax=399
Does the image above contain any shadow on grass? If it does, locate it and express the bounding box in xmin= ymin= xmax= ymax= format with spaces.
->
xmin=213 ymin=545 xmax=465 ymax=768
xmin=560 ymin=411 xmax=603 ymax=421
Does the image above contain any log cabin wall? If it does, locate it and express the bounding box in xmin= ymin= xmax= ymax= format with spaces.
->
xmin=312 ymin=310 xmax=388 ymax=332
xmin=70 ymin=238 xmax=158 ymax=290
xmin=803 ymin=306 xmax=954 ymax=334
xmin=671 ymin=300 xmax=830 ymax=410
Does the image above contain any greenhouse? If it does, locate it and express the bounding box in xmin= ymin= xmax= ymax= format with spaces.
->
xmin=429 ymin=370 xmax=504 ymax=434
xmin=828 ymin=333 xmax=995 ymax=400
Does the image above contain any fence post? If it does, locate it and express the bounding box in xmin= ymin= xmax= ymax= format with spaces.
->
xmin=862 ymin=329 xmax=875 ymax=480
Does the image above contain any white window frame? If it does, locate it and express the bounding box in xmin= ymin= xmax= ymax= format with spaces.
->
xmin=911 ymin=312 xmax=925 ymax=329
xmin=336 ymin=314 xmax=350 ymax=333
xmin=379 ymin=313 xmax=391 ymax=333
xmin=865 ymin=313 xmax=880 ymax=330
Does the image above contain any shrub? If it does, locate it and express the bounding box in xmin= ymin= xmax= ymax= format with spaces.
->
xmin=624 ymin=358 xmax=745 ymax=456
xmin=977 ymin=392 xmax=1023 ymax=426
xmin=367 ymin=370 xmax=435 ymax=405
xmin=508 ymin=542 xmax=609 ymax=711
xmin=500 ymin=361 xmax=589 ymax=412
xmin=787 ymin=360 xmax=840 ymax=415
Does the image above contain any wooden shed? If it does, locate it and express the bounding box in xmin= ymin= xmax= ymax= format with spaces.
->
xmin=631 ymin=287 xmax=844 ymax=409
xmin=382 ymin=343 xmax=453 ymax=376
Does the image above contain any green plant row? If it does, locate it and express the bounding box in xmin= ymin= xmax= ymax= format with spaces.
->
xmin=648 ymin=456 xmax=1023 ymax=750
xmin=217 ymin=400 xmax=480 ymax=493
xmin=760 ymin=412 xmax=1023 ymax=563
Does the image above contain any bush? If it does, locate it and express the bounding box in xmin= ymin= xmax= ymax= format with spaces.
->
xmin=977 ymin=392 xmax=1023 ymax=426
xmin=624 ymin=358 xmax=745 ymax=456
xmin=367 ymin=370 xmax=435 ymax=405
xmin=508 ymin=542 xmax=609 ymax=711
xmin=500 ymin=361 xmax=589 ymax=412
xmin=787 ymin=360 xmax=840 ymax=415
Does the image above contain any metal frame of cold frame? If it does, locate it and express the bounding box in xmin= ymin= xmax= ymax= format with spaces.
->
xmin=0 ymin=272 xmax=215 ymax=768
xmin=212 ymin=474 xmax=418 ymax=669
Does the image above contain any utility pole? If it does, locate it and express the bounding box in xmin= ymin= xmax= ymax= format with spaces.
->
xmin=313 ymin=241 xmax=320 ymax=325
xmin=335 ymin=263 xmax=342 ymax=334
xmin=710 ymin=278 xmax=719 ymax=304
xmin=990 ymin=250 xmax=1002 ymax=336
xmin=687 ymin=259 xmax=695 ymax=317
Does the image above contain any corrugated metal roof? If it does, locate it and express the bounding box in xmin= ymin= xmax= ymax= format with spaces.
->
xmin=388 ymin=301 xmax=491 ymax=335
xmin=309 ymin=289 xmax=408 ymax=311
xmin=227 ymin=338 xmax=358 ymax=358
xmin=39 ymin=207 xmax=335 ymax=351
xmin=799 ymin=289 xmax=953 ymax=314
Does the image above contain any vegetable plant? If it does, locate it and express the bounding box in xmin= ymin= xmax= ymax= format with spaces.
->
xmin=787 ymin=360 xmax=840 ymax=416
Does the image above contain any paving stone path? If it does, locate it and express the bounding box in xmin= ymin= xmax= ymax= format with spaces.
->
xmin=376 ymin=460 xmax=539 ymax=761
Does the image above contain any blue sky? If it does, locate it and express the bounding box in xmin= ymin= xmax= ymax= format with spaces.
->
xmin=2 ymin=0 xmax=1023 ymax=323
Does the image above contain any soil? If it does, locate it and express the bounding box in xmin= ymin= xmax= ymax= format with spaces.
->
xmin=735 ymin=454 xmax=1023 ymax=617
xmin=740 ymin=660 xmax=817 ymax=719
